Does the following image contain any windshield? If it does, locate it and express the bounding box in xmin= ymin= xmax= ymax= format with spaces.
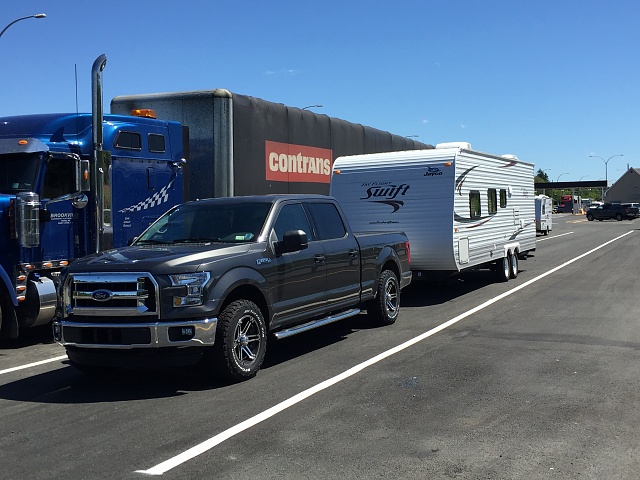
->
xmin=135 ymin=201 xmax=273 ymax=245
xmin=0 ymin=153 xmax=41 ymax=194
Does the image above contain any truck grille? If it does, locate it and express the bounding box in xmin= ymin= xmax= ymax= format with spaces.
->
xmin=65 ymin=273 xmax=158 ymax=317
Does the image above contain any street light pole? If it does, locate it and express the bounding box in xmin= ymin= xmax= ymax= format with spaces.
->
xmin=0 ymin=13 xmax=46 ymax=39
xmin=589 ymin=154 xmax=623 ymax=188
xmin=556 ymin=173 xmax=569 ymax=212
xmin=301 ymin=104 xmax=322 ymax=111
xmin=579 ymin=175 xmax=589 ymax=208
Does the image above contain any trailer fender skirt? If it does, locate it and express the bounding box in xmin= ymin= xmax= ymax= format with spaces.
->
xmin=502 ymin=242 xmax=520 ymax=257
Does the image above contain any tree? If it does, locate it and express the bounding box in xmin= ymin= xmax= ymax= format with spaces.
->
xmin=535 ymin=169 xmax=550 ymax=182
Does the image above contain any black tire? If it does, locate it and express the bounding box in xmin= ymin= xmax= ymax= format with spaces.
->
xmin=587 ymin=213 xmax=594 ymax=221
xmin=367 ymin=270 xmax=400 ymax=326
xmin=509 ymin=251 xmax=519 ymax=279
xmin=616 ymin=213 xmax=623 ymax=221
xmin=495 ymin=256 xmax=510 ymax=282
xmin=213 ymin=299 xmax=267 ymax=381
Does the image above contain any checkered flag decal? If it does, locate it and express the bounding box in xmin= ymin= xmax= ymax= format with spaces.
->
xmin=118 ymin=178 xmax=176 ymax=213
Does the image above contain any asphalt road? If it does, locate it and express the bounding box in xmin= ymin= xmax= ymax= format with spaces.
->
xmin=1 ymin=214 xmax=639 ymax=480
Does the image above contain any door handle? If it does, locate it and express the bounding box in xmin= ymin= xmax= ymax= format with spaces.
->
xmin=314 ymin=254 xmax=325 ymax=264
xmin=348 ymin=250 xmax=358 ymax=258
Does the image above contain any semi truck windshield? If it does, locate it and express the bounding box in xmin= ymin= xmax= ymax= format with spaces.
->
xmin=0 ymin=153 xmax=40 ymax=194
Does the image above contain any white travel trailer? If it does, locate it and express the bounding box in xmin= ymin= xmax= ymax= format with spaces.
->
xmin=330 ymin=142 xmax=536 ymax=282
xmin=535 ymin=194 xmax=553 ymax=235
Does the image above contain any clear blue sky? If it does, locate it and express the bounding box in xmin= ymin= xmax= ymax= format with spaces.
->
xmin=2 ymin=1 xmax=638 ymax=184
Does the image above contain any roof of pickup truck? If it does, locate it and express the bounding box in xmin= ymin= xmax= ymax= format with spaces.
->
xmin=189 ymin=194 xmax=334 ymax=204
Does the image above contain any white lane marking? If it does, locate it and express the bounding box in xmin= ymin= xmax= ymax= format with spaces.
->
xmin=0 ymin=355 xmax=67 ymax=375
xmin=537 ymin=231 xmax=573 ymax=242
xmin=134 ymin=230 xmax=633 ymax=476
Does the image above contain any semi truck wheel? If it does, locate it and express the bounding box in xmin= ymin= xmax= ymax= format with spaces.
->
xmin=367 ymin=270 xmax=400 ymax=326
xmin=213 ymin=299 xmax=267 ymax=381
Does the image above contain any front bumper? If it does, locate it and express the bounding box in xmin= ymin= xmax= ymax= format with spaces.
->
xmin=52 ymin=318 xmax=217 ymax=349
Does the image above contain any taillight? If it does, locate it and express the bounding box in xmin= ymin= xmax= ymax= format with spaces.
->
xmin=405 ymin=241 xmax=411 ymax=264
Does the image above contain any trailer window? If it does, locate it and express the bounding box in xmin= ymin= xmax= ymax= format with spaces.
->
xmin=500 ymin=189 xmax=507 ymax=208
xmin=469 ymin=190 xmax=481 ymax=219
xmin=148 ymin=134 xmax=166 ymax=153
xmin=114 ymin=131 xmax=142 ymax=150
xmin=487 ymin=189 xmax=497 ymax=214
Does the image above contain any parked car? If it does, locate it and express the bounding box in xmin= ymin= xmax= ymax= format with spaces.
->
xmin=586 ymin=203 xmax=639 ymax=221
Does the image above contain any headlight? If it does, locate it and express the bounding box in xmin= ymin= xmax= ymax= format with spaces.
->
xmin=169 ymin=272 xmax=210 ymax=307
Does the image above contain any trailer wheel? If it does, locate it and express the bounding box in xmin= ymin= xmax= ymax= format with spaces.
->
xmin=367 ymin=270 xmax=400 ymax=326
xmin=509 ymin=251 xmax=519 ymax=279
xmin=495 ymin=256 xmax=510 ymax=282
xmin=212 ymin=299 xmax=267 ymax=381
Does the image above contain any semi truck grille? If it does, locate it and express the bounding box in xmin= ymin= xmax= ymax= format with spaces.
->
xmin=66 ymin=273 xmax=158 ymax=317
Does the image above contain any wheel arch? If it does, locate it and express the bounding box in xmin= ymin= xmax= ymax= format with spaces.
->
xmin=208 ymin=267 xmax=271 ymax=327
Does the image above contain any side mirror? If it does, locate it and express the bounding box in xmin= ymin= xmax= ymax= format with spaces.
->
xmin=275 ymin=230 xmax=308 ymax=255
xmin=71 ymin=193 xmax=89 ymax=209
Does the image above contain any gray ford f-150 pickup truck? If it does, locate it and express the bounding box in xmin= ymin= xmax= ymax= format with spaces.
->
xmin=53 ymin=195 xmax=411 ymax=381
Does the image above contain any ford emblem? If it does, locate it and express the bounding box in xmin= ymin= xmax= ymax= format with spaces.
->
xmin=91 ymin=289 xmax=113 ymax=302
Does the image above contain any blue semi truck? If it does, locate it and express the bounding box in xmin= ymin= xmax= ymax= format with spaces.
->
xmin=0 ymin=55 xmax=186 ymax=338
xmin=0 ymin=54 xmax=431 ymax=339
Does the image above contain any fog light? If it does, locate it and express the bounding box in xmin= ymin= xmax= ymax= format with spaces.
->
xmin=168 ymin=326 xmax=195 ymax=342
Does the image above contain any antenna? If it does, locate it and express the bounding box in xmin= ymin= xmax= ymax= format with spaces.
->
xmin=75 ymin=63 xmax=79 ymax=133
xmin=75 ymin=64 xmax=79 ymax=114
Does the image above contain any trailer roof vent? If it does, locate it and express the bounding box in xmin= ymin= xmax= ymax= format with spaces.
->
xmin=131 ymin=109 xmax=157 ymax=119
xmin=435 ymin=142 xmax=471 ymax=150
xmin=501 ymin=154 xmax=519 ymax=160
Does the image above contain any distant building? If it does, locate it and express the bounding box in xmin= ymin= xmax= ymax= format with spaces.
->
xmin=604 ymin=168 xmax=640 ymax=203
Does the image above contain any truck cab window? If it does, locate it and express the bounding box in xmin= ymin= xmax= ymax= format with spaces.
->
xmin=42 ymin=157 xmax=76 ymax=199
xmin=148 ymin=134 xmax=166 ymax=153
xmin=114 ymin=131 xmax=142 ymax=150
xmin=307 ymin=202 xmax=346 ymax=240
xmin=273 ymin=204 xmax=312 ymax=241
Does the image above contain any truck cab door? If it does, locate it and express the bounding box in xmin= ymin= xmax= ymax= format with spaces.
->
xmin=305 ymin=201 xmax=360 ymax=312
xmin=40 ymin=156 xmax=88 ymax=260
xmin=267 ymin=202 xmax=327 ymax=328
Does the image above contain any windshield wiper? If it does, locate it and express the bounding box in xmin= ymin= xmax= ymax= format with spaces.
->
xmin=135 ymin=239 xmax=169 ymax=245
xmin=171 ymin=237 xmax=224 ymax=244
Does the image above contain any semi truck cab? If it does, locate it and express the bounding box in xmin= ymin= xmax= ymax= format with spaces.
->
xmin=0 ymin=110 xmax=186 ymax=338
